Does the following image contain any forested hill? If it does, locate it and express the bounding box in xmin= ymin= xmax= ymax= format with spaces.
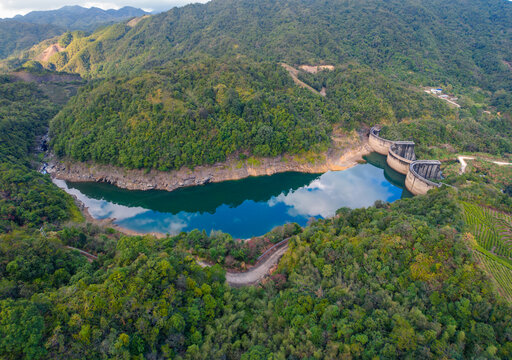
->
xmin=0 ymin=20 xmax=63 ymax=60
xmin=10 ymin=0 xmax=512 ymax=93
xmin=49 ymin=58 xmax=451 ymax=171
xmin=0 ymin=6 xmax=148 ymax=61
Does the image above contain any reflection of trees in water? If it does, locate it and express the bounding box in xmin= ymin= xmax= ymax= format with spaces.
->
xmin=363 ymin=153 xmax=413 ymax=198
xmin=67 ymin=172 xmax=321 ymax=215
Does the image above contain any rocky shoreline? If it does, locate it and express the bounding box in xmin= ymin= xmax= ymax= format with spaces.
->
xmin=47 ymin=138 xmax=372 ymax=192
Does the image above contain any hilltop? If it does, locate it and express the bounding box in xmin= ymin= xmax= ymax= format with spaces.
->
xmin=6 ymin=0 xmax=511 ymax=94
xmin=12 ymin=5 xmax=148 ymax=32
xmin=3 ymin=0 xmax=508 ymax=172
xmin=0 ymin=6 xmax=148 ymax=60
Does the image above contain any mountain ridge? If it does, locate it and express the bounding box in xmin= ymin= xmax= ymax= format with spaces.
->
xmin=11 ymin=5 xmax=149 ymax=31
xmin=8 ymin=0 xmax=510 ymax=95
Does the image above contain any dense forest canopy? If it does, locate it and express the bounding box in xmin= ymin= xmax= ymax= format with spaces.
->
xmin=2 ymin=184 xmax=512 ymax=358
xmin=49 ymin=58 xmax=451 ymax=170
xmin=0 ymin=20 xmax=63 ymax=60
xmin=7 ymin=0 xmax=512 ymax=93
xmin=12 ymin=6 xmax=148 ymax=32
xmin=1 ymin=0 xmax=512 ymax=358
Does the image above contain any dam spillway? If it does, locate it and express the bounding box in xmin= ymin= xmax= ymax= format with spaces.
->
xmin=368 ymin=126 xmax=395 ymax=155
xmin=368 ymin=126 xmax=442 ymax=195
xmin=387 ymin=141 xmax=416 ymax=175
xmin=405 ymin=160 xmax=442 ymax=196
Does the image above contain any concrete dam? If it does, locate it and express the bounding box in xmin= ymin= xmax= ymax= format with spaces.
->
xmin=369 ymin=126 xmax=442 ymax=195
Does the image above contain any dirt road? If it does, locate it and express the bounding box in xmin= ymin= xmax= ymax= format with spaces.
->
xmin=280 ymin=63 xmax=325 ymax=97
xmin=198 ymin=243 xmax=289 ymax=286
xmin=458 ymin=156 xmax=512 ymax=174
xmin=65 ymin=246 xmax=98 ymax=262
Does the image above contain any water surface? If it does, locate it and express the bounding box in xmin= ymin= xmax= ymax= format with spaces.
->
xmin=55 ymin=154 xmax=410 ymax=238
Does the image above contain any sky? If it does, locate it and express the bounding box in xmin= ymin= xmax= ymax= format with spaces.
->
xmin=0 ymin=0 xmax=209 ymax=18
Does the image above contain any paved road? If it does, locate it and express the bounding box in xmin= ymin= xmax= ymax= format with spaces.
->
xmin=198 ymin=244 xmax=289 ymax=287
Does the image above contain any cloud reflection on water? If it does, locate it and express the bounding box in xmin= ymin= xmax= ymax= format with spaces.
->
xmin=55 ymin=163 xmax=403 ymax=238
xmin=268 ymin=166 xmax=398 ymax=218
xmin=53 ymin=179 xmax=149 ymax=220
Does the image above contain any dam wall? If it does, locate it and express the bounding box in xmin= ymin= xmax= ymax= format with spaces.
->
xmin=386 ymin=141 xmax=416 ymax=175
xmin=369 ymin=126 xmax=394 ymax=155
xmin=405 ymin=160 xmax=442 ymax=195
xmin=368 ymin=125 xmax=442 ymax=195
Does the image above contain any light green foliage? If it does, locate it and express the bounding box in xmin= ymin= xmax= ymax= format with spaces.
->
xmin=462 ymin=202 xmax=512 ymax=260
xmin=473 ymin=251 xmax=512 ymax=302
xmin=462 ymin=202 xmax=512 ymax=302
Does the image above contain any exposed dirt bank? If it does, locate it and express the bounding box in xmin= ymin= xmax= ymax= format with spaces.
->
xmin=127 ymin=15 xmax=150 ymax=27
xmin=48 ymin=137 xmax=372 ymax=192
xmin=299 ymin=64 xmax=334 ymax=73
xmin=37 ymin=43 xmax=65 ymax=62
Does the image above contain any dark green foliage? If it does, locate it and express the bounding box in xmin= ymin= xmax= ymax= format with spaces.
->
xmin=0 ymin=20 xmax=63 ymax=60
xmin=380 ymin=112 xmax=512 ymax=158
xmin=0 ymin=76 xmax=76 ymax=231
xmin=0 ymin=231 xmax=87 ymax=299
xmin=50 ymin=58 xmax=449 ymax=170
xmin=13 ymin=6 xmax=148 ymax=32
xmin=0 ymin=165 xmax=72 ymax=231
xmin=0 ymin=76 xmax=57 ymax=165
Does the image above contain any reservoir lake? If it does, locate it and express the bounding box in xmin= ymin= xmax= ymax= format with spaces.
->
xmin=54 ymin=153 xmax=411 ymax=238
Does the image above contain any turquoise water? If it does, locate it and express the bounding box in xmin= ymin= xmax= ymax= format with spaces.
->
xmin=55 ymin=153 xmax=410 ymax=238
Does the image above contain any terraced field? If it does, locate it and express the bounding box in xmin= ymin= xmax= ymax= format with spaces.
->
xmin=462 ymin=202 xmax=512 ymax=260
xmin=463 ymin=202 xmax=512 ymax=302
xmin=473 ymin=251 xmax=512 ymax=302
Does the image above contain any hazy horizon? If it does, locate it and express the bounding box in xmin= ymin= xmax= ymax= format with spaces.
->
xmin=0 ymin=1 xmax=209 ymax=19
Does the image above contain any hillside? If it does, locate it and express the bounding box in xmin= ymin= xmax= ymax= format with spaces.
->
xmin=23 ymin=0 xmax=511 ymax=171
xmin=1 ymin=0 xmax=512 ymax=355
xmin=0 ymin=6 xmax=149 ymax=61
xmin=8 ymin=0 xmax=511 ymax=94
xmin=0 ymin=20 xmax=63 ymax=59
xmin=12 ymin=5 xmax=148 ymax=31
xmin=49 ymin=58 xmax=451 ymax=170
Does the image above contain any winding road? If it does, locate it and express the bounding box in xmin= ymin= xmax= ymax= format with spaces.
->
xmin=458 ymin=156 xmax=512 ymax=174
xmin=198 ymin=241 xmax=290 ymax=287
xmin=65 ymin=246 xmax=98 ymax=262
